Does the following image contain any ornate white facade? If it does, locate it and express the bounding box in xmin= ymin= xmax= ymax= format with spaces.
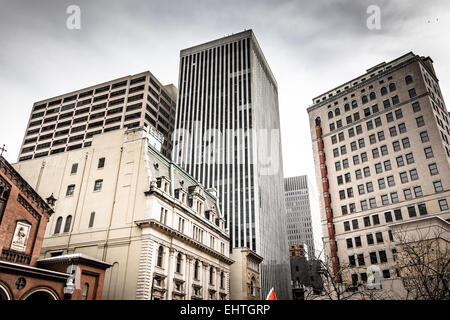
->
xmin=13 ymin=127 xmax=232 ymax=300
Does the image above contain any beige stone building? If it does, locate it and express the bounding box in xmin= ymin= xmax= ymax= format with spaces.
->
xmin=229 ymin=247 xmax=263 ymax=300
xmin=12 ymin=127 xmax=233 ymax=300
xmin=307 ymin=52 xmax=450 ymax=297
xmin=390 ymin=215 xmax=449 ymax=300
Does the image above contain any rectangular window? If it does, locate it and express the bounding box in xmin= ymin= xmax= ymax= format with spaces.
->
xmin=420 ymin=131 xmax=429 ymax=142
xmin=391 ymin=192 xmax=399 ymax=203
xmin=344 ymin=221 xmax=351 ymax=231
xmin=372 ymin=148 xmax=380 ymax=159
xmin=370 ymin=252 xmax=378 ymax=264
xmin=380 ymin=145 xmax=388 ymax=156
xmin=379 ymin=250 xmax=388 ymax=263
xmin=384 ymin=211 xmax=392 ymax=223
xmin=376 ymin=232 xmax=383 ymax=244
xmin=433 ymin=180 xmax=443 ymax=192
xmin=416 ymin=116 xmax=425 ymax=127
xmin=98 ymin=157 xmax=106 ymax=169
xmin=409 ymin=169 xmax=419 ymax=181
xmin=369 ymin=198 xmax=377 ymax=208
xmin=88 ymin=212 xmax=95 ymax=228
xmin=358 ymin=254 xmax=365 ymax=266
xmin=71 ymin=163 xmax=78 ymax=174
xmin=361 ymin=152 xmax=368 ymax=162
xmin=402 ymin=137 xmax=410 ymax=148
xmin=429 ymin=163 xmax=439 ymax=175
xmin=372 ymin=214 xmax=380 ymax=225
xmin=384 ymin=160 xmax=392 ymax=171
xmin=66 ymin=184 xmax=75 ymax=196
xmin=405 ymin=153 xmax=414 ymax=164
xmin=404 ymin=188 xmax=413 ymax=200
xmin=375 ymin=163 xmax=383 ymax=173
xmin=396 ymin=156 xmax=404 ymax=167
xmin=367 ymin=234 xmax=374 ymax=245
xmin=414 ymin=186 xmax=423 ymax=197
xmin=364 ymin=216 xmax=371 ymax=227
xmin=94 ymin=179 xmax=103 ymax=192
xmin=389 ymin=126 xmax=397 ymax=137
xmin=418 ymin=203 xmax=428 ymax=215
xmin=407 ymin=206 xmax=417 ymax=218
xmin=346 ymin=238 xmax=353 ymax=249
xmin=412 ymin=102 xmax=421 ymax=112
xmin=394 ymin=209 xmax=403 ymax=221
xmin=439 ymin=199 xmax=449 ymax=211
xmin=387 ymin=175 xmax=395 ymax=187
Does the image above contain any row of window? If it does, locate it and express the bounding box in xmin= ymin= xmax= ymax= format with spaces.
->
xmin=343 ymin=199 xmax=448 ymax=232
xmin=326 ymin=77 xmax=410 ymax=120
xmin=155 ymin=245 xmax=226 ymax=288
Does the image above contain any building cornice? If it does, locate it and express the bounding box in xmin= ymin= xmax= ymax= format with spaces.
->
xmin=307 ymin=54 xmax=421 ymax=113
xmin=1 ymin=156 xmax=53 ymax=218
xmin=37 ymin=253 xmax=111 ymax=270
xmin=145 ymin=185 xmax=228 ymax=239
xmin=134 ymin=218 xmax=234 ymax=265
xmin=0 ymin=260 xmax=70 ymax=281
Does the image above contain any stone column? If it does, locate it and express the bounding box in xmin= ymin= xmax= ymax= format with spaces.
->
xmin=202 ymin=262 xmax=209 ymax=300
xmin=135 ymin=234 xmax=154 ymax=300
xmin=185 ymin=255 xmax=193 ymax=299
xmin=167 ymin=248 xmax=175 ymax=299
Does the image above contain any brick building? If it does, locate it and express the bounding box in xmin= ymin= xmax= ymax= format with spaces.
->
xmin=0 ymin=155 xmax=110 ymax=300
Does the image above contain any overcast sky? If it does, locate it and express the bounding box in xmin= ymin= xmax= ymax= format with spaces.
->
xmin=1 ymin=0 xmax=449 ymax=255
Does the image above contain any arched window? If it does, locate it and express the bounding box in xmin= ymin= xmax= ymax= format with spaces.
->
xmin=54 ymin=217 xmax=63 ymax=234
xmin=405 ymin=75 xmax=413 ymax=84
xmin=389 ymin=83 xmax=396 ymax=92
xmin=370 ymin=92 xmax=376 ymax=100
xmin=176 ymin=253 xmax=182 ymax=273
xmin=194 ymin=260 xmax=199 ymax=279
xmin=209 ymin=266 xmax=214 ymax=284
xmin=250 ymin=277 xmax=256 ymax=296
xmin=362 ymin=95 xmax=368 ymax=104
xmin=351 ymin=100 xmax=357 ymax=108
xmin=220 ymin=272 xmax=224 ymax=288
xmin=344 ymin=103 xmax=350 ymax=112
xmin=334 ymin=108 xmax=340 ymax=116
xmin=157 ymin=246 xmax=164 ymax=267
xmin=328 ymin=111 xmax=333 ymax=119
xmin=63 ymin=215 xmax=72 ymax=233
xmin=81 ymin=283 xmax=89 ymax=300
xmin=381 ymin=87 xmax=387 ymax=95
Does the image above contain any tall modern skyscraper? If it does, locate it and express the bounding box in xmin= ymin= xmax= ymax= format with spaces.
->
xmin=308 ymin=52 xmax=450 ymax=296
xmin=18 ymin=71 xmax=177 ymax=161
xmin=284 ymin=176 xmax=315 ymax=258
xmin=172 ymin=30 xmax=291 ymax=299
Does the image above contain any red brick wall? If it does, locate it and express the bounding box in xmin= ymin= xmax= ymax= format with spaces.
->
xmin=0 ymin=269 xmax=65 ymax=300
xmin=43 ymin=262 xmax=107 ymax=300
xmin=0 ymin=172 xmax=49 ymax=266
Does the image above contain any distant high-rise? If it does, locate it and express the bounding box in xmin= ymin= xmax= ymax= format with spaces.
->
xmin=18 ymin=71 xmax=177 ymax=161
xmin=308 ymin=52 xmax=450 ymax=295
xmin=172 ymin=30 xmax=291 ymax=299
xmin=284 ymin=176 xmax=315 ymax=258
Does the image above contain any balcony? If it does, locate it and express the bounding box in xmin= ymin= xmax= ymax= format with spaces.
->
xmin=1 ymin=249 xmax=31 ymax=265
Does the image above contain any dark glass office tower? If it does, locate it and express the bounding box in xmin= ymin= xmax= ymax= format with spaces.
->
xmin=173 ymin=30 xmax=291 ymax=299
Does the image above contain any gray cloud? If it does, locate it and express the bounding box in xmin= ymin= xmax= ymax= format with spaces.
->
xmin=1 ymin=0 xmax=449 ymax=253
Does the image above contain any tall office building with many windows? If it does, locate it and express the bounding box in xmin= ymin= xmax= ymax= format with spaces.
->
xmin=18 ymin=71 xmax=177 ymax=161
xmin=172 ymin=30 xmax=291 ymax=299
xmin=284 ymin=176 xmax=315 ymax=258
xmin=308 ymin=52 xmax=450 ymax=296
